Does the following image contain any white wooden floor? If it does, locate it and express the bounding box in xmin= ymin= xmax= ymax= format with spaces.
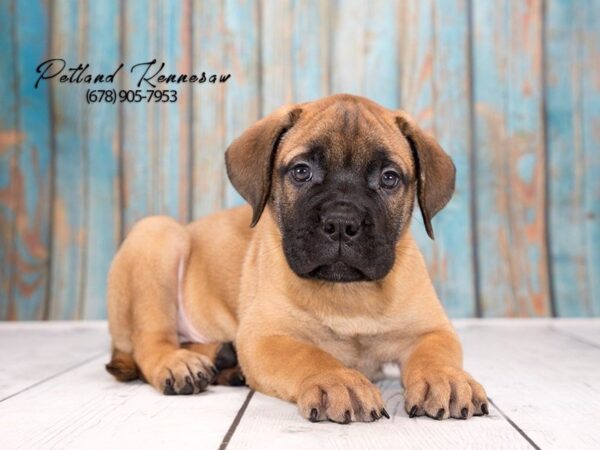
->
xmin=1 ymin=320 xmax=599 ymax=450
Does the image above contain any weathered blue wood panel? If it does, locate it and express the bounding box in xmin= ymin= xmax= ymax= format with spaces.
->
xmin=121 ymin=0 xmax=153 ymax=233
xmin=1 ymin=0 xmax=599 ymax=319
xmin=291 ymin=0 xmax=329 ymax=102
xmin=330 ymin=0 xmax=367 ymax=96
xmin=50 ymin=0 xmax=86 ymax=319
xmin=223 ymin=0 xmax=260 ymax=209
xmin=330 ymin=0 xmax=399 ymax=103
xmin=362 ymin=0 xmax=399 ymax=109
xmin=0 ymin=0 xmax=18 ymax=320
xmin=581 ymin=1 xmax=600 ymax=316
xmin=546 ymin=0 xmax=600 ymax=316
xmin=472 ymin=0 xmax=551 ymax=317
xmin=154 ymin=0 xmax=192 ymax=223
xmin=261 ymin=0 xmax=294 ymax=114
xmin=192 ymin=0 xmax=227 ymax=218
xmin=427 ymin=0 xmax=476 ymax=317
xmin=263 ymin=0 xmax=331 ymax=103
xmin=82 ymin=0 xmax=121 ymax=319
xmin=10 ymin=0 xmax=53 ymax=319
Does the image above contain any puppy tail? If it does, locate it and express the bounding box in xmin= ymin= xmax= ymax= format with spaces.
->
xmin=105 ymin=348 xmax=140 ymax=382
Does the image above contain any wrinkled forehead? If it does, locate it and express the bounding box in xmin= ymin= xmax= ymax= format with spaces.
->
xmin=277 ymin=100 xmax=413 ymax=171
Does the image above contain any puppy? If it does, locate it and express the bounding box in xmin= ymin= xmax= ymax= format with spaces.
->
xmin=106 ymin=94 xmax=488 ymax=423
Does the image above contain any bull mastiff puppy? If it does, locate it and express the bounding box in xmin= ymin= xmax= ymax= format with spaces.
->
xmin=106 ymin=94 xmax=488 ymax=423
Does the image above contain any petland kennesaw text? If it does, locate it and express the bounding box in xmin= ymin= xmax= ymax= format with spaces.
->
xmin=34 ymin=59 xmax=232 ymax=89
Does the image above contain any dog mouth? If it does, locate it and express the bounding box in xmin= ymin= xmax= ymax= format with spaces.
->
xmin=306 ymin=261 xmax=369 ymax=283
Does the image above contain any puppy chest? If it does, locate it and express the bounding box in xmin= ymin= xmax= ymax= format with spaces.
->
xmin=312 ymin=331 xmax=382 ymax=375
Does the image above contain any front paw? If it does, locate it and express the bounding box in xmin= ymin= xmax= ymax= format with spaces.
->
xmin=403 ymin=366 xmax=488 ymax=420
xmin=297 ymin=368 xmax=388 ymax=424
xmin=149 ymin=349 xmax=217 ymax=395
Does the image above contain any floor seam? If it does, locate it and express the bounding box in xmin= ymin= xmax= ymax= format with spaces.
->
xmin=488 ymin=397 xmax=541 ymax=450
xmin=218 ymin=389 xmax=255 ymax=450
xmin=0 ymin=350 xmax=106 ymax=404
xmin=551 ymin=327 xmax=600 ymax=350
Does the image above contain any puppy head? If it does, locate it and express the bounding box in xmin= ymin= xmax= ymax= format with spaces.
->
xmin=226 ymin=94 xmax=455 ymax=282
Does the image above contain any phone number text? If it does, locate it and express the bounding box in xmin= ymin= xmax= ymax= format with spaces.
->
xmin=86 ymin=89 xmax=177 ymax=104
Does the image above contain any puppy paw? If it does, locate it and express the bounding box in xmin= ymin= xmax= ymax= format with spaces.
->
xmin=297 ymin=368 xmax=388 ymax=424
xmin=213 ymin=366 xmax=246 ymax=387
xmin=151 ymin=349 xmax=217 ymax=395
xmin=404 ymin=366 xmax=488 ymax=420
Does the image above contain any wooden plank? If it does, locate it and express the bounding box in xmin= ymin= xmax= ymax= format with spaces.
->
xmin=580 ymin=1 xmax=600 ymax=317
xmin=121 ymin=0 xmax=154 ymax=232
xmin=122 ymin=0 xmax=193 ymax=233
xmin=228 ymin=386 xmax=528 ymax=450
xmin=471 ymin=0 xmax=551 ymax=317
xmin=399 ymin=0 xmax=435 ymax=149
xmin=227 ymin=325 xmax=535 ymax=449
xmin=362 ymin=0 xmax=399 ymax=109
xmin=0 ymin=322 xmax=108 ymax=400
xmin=1 ymin=320 xmax=599 ymax=448
xmin=0 ymin=0 xmax=18 ymax=320
xmin=550 ymin=318 xmax=600 ymax=347
xmin=430 ymin=0 xmax=476 ymax=317
xmin=81 ymin=0 xmax=121 ymax=319
xmin=330 ymin=0 xmax=400 ymax=105
xmin=10 ymin=0 xmax=53 ymax=319
xmin=154 ymin=0 xmax=192 ymax=223
xmin=223 ymin=0 xmax=260 ymax=208
xmin=330 ymin=0 xmax=367 ymax=95
xmin=545 ymin=0 xmax=600 ymax=316
xmin=457 ymin=321 xmax=600 ymax=449
xmin=291 ymin=0 xmax=329 ymax=102
xmin=192 ymin=0 xmax=227 ymax=218
xmin=261 ymin=0 xmax=294 ymax=115
xmin=403 ymin=0 xmax=476 ymax=318
xmin=0 ymin=354 xmax=250 ymax=450
xmin=49 ymin=0 xmax=86 ymax=319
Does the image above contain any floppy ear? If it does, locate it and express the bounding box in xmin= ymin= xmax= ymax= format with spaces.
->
xmin=225 ymin=105 xmax=303 ymax=227
xmin=395 ymin=113 xmax=455 ymax=240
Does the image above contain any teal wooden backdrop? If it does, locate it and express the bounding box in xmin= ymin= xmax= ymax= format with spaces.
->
xmin=1 ymin=0 xmax=599 ymax=320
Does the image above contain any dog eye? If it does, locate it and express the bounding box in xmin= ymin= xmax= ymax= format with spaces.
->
xmin=380 ymin=170 xmax=400 ymax=189
xmin=290 ymin=164 xmax=312 ymax=183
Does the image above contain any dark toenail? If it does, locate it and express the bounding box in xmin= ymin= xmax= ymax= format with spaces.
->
xmin=195 ymin=374 xmax=209 ymax=390
xmin=343 ymin=410 xmax=351 ymax=424
xmin=461 ymin=407 xmax=468 ymax=419
xmin=409 ymin=405 xmax=418 ymax=418
xmin=381 ymin=408 xmax=390 ymax=419
xmin=370 ymin=409 xmax=380 ymax=420
xmin=436 ymin=408 xmax=445 ymax=420
xmin=163 ymin=379 xmax=176 ymax=395
xmin=482 ymin=403 xmax=489 ymax=415
xmin=179 ymin=378 xmax=194 ymax=395
xmin=309 ymin=408 xmax=319 ymax=422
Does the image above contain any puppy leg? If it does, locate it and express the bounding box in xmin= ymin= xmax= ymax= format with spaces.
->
xmin=106 ymin=348 xmax=139 ymax=381
xmin=400 ymin=330 xmax=488 ymax=420
xmin=182 ymin=342 xmax=246 ymax=386
xmin=114 ymin=217 xmax=216 ymax=395
xmin=238 ymin=335 xmax=386 ymax=423
xmin=106 ymin=247 xmax=139 ymax=381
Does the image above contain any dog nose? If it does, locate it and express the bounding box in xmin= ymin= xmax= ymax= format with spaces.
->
xmin=321 ymin=208 xmax=362 ymax=241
